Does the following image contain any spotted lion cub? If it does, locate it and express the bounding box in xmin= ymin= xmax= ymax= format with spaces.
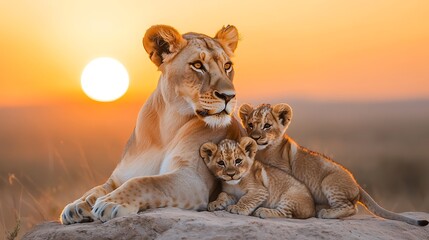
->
xmin=239 ymin=103 xmax=428 ymax=226
xmin=200 ymin=137 xmax=315 ymax=219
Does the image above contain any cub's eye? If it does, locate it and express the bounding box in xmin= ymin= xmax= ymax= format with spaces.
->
xmin=190 ymin=61 xmax=205 ymax=71
xmin=217 ymin=161 xmax=225 ymax=167
xmin=248 ymin=123 xmax=253 ymax=129
xmin=264 ymin=123 xmax=272 ymax=129
xmin=235 ymin=159 xmax=242 ymax=166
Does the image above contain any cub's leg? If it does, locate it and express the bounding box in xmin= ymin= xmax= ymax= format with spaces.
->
xmin=226 ymin=188 xmax=268 ymax=216
xmin=318 ymin=172 xmax=359 ymax=219
xmin=254 ymin=192 xmax=315 ymax=219
xmin=253 ymin=192 xmax=296 ymax=219
xmin=315 ymin=204 xmax=331 ymax=216
xmin=253 ymin=204 xmax=294 ymax=219
xmin=92 ymin=168 xmax=210 ymax=222
xmin=208 ymin=192 xmax=236 ymax=211
xmin=61 ymin=179 xmax=116 ymax=224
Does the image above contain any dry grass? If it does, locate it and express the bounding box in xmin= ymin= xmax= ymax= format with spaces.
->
xmin=1 ymin=100 xmax=428 ymax=239
xmin=0 ymin=103 xmax=137 ymax=239
xmin=5 ymin=219 xmax=19 ymax=240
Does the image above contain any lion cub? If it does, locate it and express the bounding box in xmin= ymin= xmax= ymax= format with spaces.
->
xmin=239 ymin=103 xmax=428 ymax=226
xmin=200 ymin=137 xmax=315 ymax=219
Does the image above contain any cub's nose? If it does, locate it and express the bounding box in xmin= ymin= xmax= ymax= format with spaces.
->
xmin=226 ymin=173 xmax=235 ymax=178
xmin=214 ymin=91 xmax=235 ymax=104
xmin=250 ymin=133 xmax=261 ymax=141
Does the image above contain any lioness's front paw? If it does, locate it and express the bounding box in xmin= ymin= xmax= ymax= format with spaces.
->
xmin=92 ymin=197 xmax=138 ymax=222
xmin=226 ymin=204 xmax=251 ymax=215
xmin=61 ymin=200 xmax=94 ymax=225
xmin=208 ymin=201 xmax=227 ymax=211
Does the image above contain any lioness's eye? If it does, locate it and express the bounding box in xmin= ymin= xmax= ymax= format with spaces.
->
xmin=224 ymin=62 xmax=233 ymax=74
xmin=191 ymin=61 xmax=203 ymax=69
xmin=224 ymin=62 xmax=232 ymax=70
xmin=264 ymin=123 xmax=272 ymax=129
xmin=248 ymin=123 xmax=253 ymax=129
xmin=235 ymin=159 xmax=242 ymax=165
xmin=217 ymin=161 xmax=225 ymax=167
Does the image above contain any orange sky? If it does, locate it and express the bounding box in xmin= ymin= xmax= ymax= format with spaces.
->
xmin=1 ymin=0 xmax=429 ymax=106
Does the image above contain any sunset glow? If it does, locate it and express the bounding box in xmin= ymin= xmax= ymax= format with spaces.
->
xmin=0 ymin=1 xmax=428 ymax=105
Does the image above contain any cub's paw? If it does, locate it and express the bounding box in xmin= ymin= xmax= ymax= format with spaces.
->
xmin=226 ymin=204 xmax=251 ymax=216
xmin=253 ymin=207 xmax=271 ymax=219
xmin=317 ymin=208 xmax=327 ymax=218
xmin=92 ymin=197 xmax=138 ymax=222
xmin=317 ymin=206 xmax=357 ymax=219
xmin=207 ymin=201 xmax=227 ymax=211
xmin=254 ymin=207 xmax=292 ymax=219
xmin=61 ymin=200 xmax=94 ymax=225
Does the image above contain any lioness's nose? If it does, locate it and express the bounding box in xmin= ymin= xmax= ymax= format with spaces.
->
xmin=214 ymin=91 xmax=235 ymax=103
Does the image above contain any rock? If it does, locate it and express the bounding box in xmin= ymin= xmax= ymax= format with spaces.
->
xmin=23 ymin=208 xmax=429 ymax=240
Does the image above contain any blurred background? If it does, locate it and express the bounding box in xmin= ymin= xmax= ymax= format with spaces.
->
xmin=1 ymin=1 xmax=428 ymax=238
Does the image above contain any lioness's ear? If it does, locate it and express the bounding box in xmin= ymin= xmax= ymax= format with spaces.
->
xmin=239 ymin=137 xmax=257 ymax=160
xmin=239 ymin=104 xmax=253 ymax=126
xmin=143 ymin=25 xmax=187 ymax=66
xmin=215 ymin=25 xmax=239 ymax=55
xmin=272 ymin=103 xmax=293 ymax=129
xmin=200 ymin=142 xmax=218 ymax=165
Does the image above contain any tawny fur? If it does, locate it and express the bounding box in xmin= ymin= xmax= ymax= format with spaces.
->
xmin=239 ymin=103 xmax=429 ymax=226
xmin=200 ymin=137 xmax=315 ymax=219
xmin=60 ymin=25 xmax=246 ymax=224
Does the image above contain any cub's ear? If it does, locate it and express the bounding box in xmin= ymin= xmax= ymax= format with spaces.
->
xmin=215 ymin=25 xmax=239 ymax=55
xmin=239 ymin=137 xmax=257 ymax=160
xmin=200 ymin=142 xmax=218 ymax=165
xmin=239 ymin=104 xmax=253 ymax=126
xmin=143 ymin=25 xmax=187 ymax=66
xmin=272 ymin=103 xmax=293 ymax=129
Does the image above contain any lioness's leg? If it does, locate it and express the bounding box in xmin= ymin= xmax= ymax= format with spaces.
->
xmin=318 ymin=173 xmax=358 ymax=219
xmin=92 ymin=168 xmax=210 ymax=222
xmin=61 ymin=179 xmax=116 ymax=224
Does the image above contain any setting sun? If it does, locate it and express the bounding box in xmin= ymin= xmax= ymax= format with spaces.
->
xmin=81 ymin=57 xmax=129 ymax=102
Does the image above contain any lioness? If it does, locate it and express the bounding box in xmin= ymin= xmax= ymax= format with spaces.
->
xmin=61 ymin=25 xmax=245 ymax=224
xmin=200 ymin=137 xmax=315 ymax=219
xmin=239 ymin=103 xmax=428 ymax=226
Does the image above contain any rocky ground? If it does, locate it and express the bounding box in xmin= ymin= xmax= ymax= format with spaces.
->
xmin=23 ymin=208 xmax=429 ymax=240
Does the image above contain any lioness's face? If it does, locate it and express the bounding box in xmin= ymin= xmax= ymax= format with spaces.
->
xmin=143 ymin=25 xmax=239 ymax=128
xmin=239 ymin=104 xmax=293 ymax=150
xmin=200 ymin=138 xmax=257 ymax=185
xmin=168 ymin=35 xmax=237 ymax=128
